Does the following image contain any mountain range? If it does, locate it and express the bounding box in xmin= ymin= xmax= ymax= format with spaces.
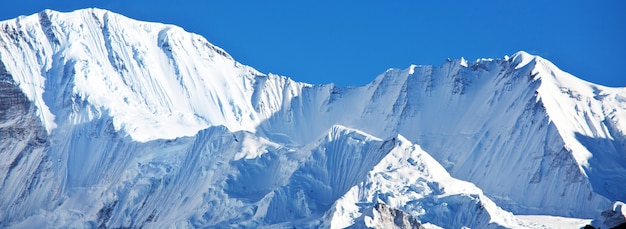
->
xmin=0 ymin=8 xmax=624 ymax=228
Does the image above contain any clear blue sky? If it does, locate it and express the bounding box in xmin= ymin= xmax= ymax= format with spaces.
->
xmin=1 ymin=1 xmax=625 ymax=87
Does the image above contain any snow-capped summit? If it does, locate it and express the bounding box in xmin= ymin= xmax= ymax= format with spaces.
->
xmin=509 ymin=50 xmax=537 ymax=69
xmin=0 ymin=8 xmax=624 ymax=228
xmin=0 ymin=8 xmax=296 ymax=142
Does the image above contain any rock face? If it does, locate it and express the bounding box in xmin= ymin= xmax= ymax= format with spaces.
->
xmin=0 ymin=61 xmax=54 ymax=222
xmin=591 ymin=202 xmax=626 ymax=229
xmin=362 ymin=203 xmax=424 ymax=229
xmin=0 ymin=8 xmax=624 ymax=228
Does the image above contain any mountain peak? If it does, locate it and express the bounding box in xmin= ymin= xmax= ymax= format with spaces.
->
xmin=459 ymin=56 xmax=469 ymax=67
xmin=510 ymin=50 xmax=538 ymax=69
xmin=0 ymin=7 xmax=262 ymax=141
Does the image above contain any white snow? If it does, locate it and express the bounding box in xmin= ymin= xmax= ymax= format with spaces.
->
xmin=460 ymin=57 xmax=468 ymax=67
xmin=0 ymin=8 xmax=297 ymax=142
xmin=516 ymin=215 xmax=592 ymax=229
xmin=511 ymin=50 xmax=536 ymax=69
xmin=0 ymin=8 xmax=624 ymax=229
xmin=323 ymin=133 xmax=530 ymax=228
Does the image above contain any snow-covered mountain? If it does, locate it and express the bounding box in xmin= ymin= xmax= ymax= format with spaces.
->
xmin=0 ymin=8 xmax=624 ymax=228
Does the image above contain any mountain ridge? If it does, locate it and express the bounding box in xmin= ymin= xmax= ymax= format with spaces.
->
xmin=0 ymin=8 xmax=624 ymax=228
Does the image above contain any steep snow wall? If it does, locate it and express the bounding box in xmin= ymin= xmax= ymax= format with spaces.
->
xmin=255 ymin=54 xmax=620 ymax=217
xmin=0 ymin=8 xmax=308 ymax=142
xmin=322 ymin=134 xmax=529 ymax=229
xmin=0 ymin=60 xmax=58 ymax=223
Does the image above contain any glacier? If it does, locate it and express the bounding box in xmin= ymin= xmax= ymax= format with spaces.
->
xmin=0 ymin=8 xmax=625 ymax=228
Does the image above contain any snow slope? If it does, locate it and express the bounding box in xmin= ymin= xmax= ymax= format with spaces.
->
xmin=255 ymin=52 xmax=624 ymax=217
xmin=0 ymin=8 xmax=624 ymax=228
xmin=322 ymin=132 xmax=529 ymax=229
xmin=516 ymin=215 xmax=592 ymax=229
xmin=0 ymin=8 xmax=303 ymax=142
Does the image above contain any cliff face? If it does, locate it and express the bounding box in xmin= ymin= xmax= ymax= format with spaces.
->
xmin=0 ymin=60 xmax=55 ymax=222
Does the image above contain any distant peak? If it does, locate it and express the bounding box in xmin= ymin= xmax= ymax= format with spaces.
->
xmin=35 ymin=8 xmax=108 ymax=17
xmin=460 ymin=57 xmax=468 ymax=67
xmin=511 ymin=50 xmax=533 ymax=59
xmin=408 ymin=64 xmax=417 ymax=74
xmin=509 ymin=50 xmax=537 ymax=69
xmin=52 ymin=7 xmax=111 ymax=14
